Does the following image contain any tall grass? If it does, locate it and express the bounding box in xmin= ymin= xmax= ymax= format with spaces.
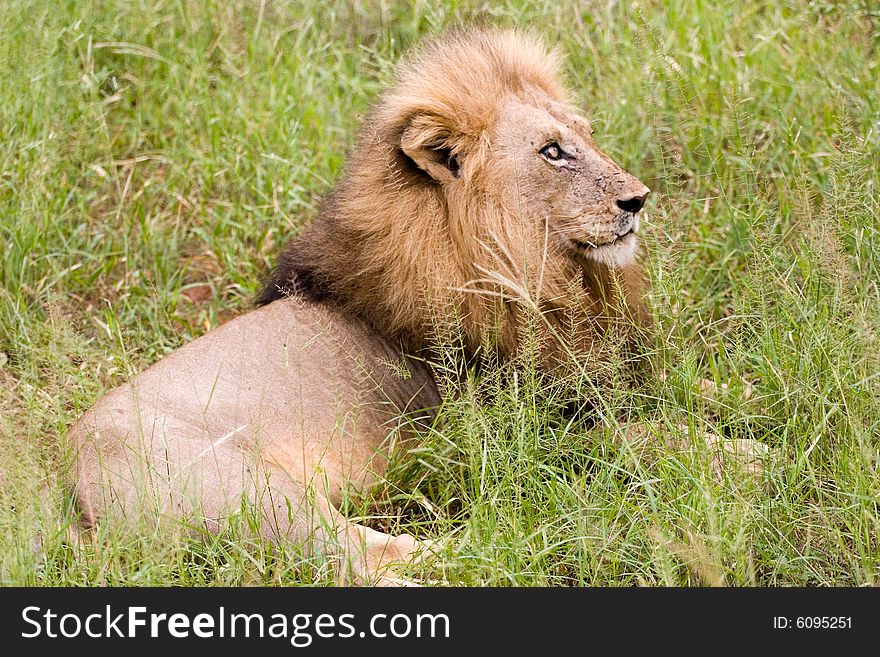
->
xmin=1 ymin=0 xmax=877 ymax=585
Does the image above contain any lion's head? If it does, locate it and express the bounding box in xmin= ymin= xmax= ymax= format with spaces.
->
xmin=387 ymin=30 xmax=650 ymax=270
xmin=259 ymin=29 xmax=652 ymax=362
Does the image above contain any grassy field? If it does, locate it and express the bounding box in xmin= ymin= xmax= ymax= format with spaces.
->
xmin=1 ymin=0 xmax=878 ymax=586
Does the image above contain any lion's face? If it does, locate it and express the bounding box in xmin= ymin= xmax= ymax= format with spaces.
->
xmin=490 ymin=96 xmax=650 ymax=268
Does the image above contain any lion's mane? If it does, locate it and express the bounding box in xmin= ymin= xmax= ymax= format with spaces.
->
xmin=258 ymin=29 xmax=650 ymax=365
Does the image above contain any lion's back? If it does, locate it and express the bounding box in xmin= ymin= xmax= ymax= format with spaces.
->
xmin=69 ymin=297 xmax=440 ymax=523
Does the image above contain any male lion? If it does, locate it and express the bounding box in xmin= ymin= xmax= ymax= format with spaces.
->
xmin=70 ymin=29 xmax=669 ymax=585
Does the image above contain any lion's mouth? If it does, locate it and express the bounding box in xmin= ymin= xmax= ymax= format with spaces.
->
xmin=569 ymin=211 xmax=641 ymax=252
xmin=571 ymin=227 xmax=636 ymax=252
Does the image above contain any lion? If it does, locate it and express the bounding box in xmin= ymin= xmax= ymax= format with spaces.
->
xmin=68 ymin=29 xmax=758 ymax=586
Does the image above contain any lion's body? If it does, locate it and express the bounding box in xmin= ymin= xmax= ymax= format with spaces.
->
xmin=69 ymin=29 xmax=657 ymax=584
xmin=72 ymin=299 xmax=438 ymax=515
xmin=70 ymin=299 xmax=439 ymax=581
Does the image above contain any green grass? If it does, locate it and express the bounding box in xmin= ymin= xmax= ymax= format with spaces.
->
xmin=1 ymin=0 xmax=878 ymax=586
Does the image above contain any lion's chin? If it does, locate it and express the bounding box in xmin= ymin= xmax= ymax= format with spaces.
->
xmin=573 ymin=231 xmax=640 ymax=268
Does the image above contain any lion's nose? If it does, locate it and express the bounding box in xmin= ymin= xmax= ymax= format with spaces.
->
xmin=616 ymin=190 xmax=649 ymax=214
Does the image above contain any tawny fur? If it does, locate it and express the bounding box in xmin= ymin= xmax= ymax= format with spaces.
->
xmin=70 ymin=29 xmax=657 ymax=586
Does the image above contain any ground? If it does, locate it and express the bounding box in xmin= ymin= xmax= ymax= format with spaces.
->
xmin=1 ymin=0 xmax=878 ymax=586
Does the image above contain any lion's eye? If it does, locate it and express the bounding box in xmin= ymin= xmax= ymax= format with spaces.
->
xmin=540 ymin=142 xmax=564 ymax=162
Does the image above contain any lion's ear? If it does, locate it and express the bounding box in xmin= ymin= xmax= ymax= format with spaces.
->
xmin=399 ymin=113 xmax=461 ymax=183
